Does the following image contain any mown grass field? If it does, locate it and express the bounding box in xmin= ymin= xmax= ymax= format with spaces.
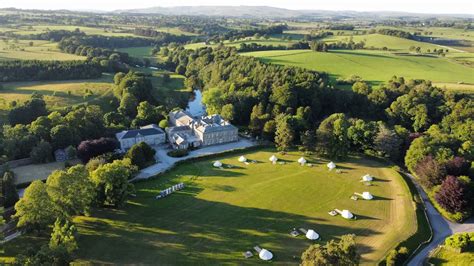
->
xmin=0 ymin=148 xmax=418 ymax=264
xmin=0 ymin=75 xmax=115 ymax=122
xmin=12 ymin=160 xmax=81 ymax=186
xmin=243 ymin=49 xmax=474 ymax=87
xmin=322 ymin=34 xmax=444 ymax=52
xmin=0 ymin=39 xmax=85 ymax=61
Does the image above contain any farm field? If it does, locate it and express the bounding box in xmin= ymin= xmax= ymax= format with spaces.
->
xmin=0 ymin=25 xmax=137 ymax=37
xmin=184 ymin=37 xmax=296 ymax=50
xmin=0 ymin=148 xmax=418 ymax=264
xmin=322 ymin=34 xmax=444 ymax=52
xmin=0 ymin=75 xmax=115 ymax=122
xmin=116 ymin=46 xmax=155 ymax=61
xmin=243 ymin=49 xmax=474 ymax=86
xmin=0 ymin=39 xmax=85 ymax=61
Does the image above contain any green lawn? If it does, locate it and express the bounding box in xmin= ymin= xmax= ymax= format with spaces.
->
xmin=0 ymin=25 xmax=138 ymax=37
xmin=243 ymin=49 xmax=474 ymax=86
xmin=428 ymin=243 xmax=474 ymax=265
xmin=0 ymin=39 xmax=85 ymax=61
xmin=0 ymin=148 xmax=418 ymax=264
xmin=184 ymin=37 xmax=296 ymax=50
xmin=0 ymin=75 xmax=115 ymax=123
xmin=322 ymin=34 xmax=444 ymax=52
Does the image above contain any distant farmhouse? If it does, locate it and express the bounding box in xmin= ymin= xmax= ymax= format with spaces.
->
xmin=116 ymin=124 xmax=166 ymax=150
xmin=166 ymin=110 xmax=238 ymax=150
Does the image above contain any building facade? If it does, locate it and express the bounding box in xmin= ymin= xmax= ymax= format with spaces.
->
xmin=115 ymin=124 xmax=166 ymax=151
xmin=167 ymin=111 xmax=238 ymax=150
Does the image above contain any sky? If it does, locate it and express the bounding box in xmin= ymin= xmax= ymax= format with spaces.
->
xmin=0 ymin=0 xmax=473 ymax=14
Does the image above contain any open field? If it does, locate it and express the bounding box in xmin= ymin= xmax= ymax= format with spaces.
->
xmin=184 ymin=37 xmax=296 ymax=50
xmin=0 ymin=148 xmax=418 ymax=264
xmin=12 ymin=160 xmax=81 ymax=185
xmin=116 ymin=46 xmax=155 ymax=61
xmin=0 ymin=75 xmax=115 ymax=122
xmin=0 ymin=39 xmax=85 ymax=61
xmin=322 ymin=34 xmax=444 ymax=52
xmin=428 ymin=244 xmax=474 ymax=265
xmin=243 ymin=49 xmax=474 ymax=86
xmin=0 ymin=25 xmax=137 ymax=37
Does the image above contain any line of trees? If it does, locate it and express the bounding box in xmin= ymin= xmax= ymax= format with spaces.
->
xmin=0 ymin=60 xmax=102 ymax=82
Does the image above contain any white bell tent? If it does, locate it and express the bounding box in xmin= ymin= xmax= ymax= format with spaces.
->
xmin=305 ymin=229 xmax=320 ymax=240
xmin=213 ymin=161 xmax=223 ymax=167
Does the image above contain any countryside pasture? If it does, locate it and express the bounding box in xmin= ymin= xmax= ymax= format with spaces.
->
xmin=243 ymin=49 xmax=474 ymax=87
xmin=47 ymin=149 xmax=418 ymax=264
xmin=0 ymin=39 xmax=85 ymax=61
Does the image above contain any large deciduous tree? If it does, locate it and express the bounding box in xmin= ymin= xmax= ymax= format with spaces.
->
xmin=14 ymin=180 xmax=56 ymax=232
xmin=316 ymin=113 xmax=350 ymax=158
xmin=90 ymin=159 xmax=136 ymax=207
xmin=301 ymin=234 xmax=360 ymax=266
xmin=46 ymin=165 xmax=95 ymax=218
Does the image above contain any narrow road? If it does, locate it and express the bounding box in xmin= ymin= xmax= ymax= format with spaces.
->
xmin=407 ymin=173 xmax=474 ymax=266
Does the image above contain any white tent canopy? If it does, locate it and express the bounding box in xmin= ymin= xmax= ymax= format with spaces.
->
xmin=238 ymin=156 xmax=247 ymax=162
xmin=259 ymin=249 xmax=273 ymax=261
xmin=269 ymin=155 xmax=278 ymax=162
xmin=306 ymin=229 xmax=320 ymax=240
xmin=298 ymin=157 xmax=307 ymax=165
xmin=327 ymin=161 xmax=336 ymax=170
xmin=213 ymin=161 xmax=223 ymax=167
xmin=341 ymin=210 xmax=354 ymax=219
xmin=362 ymin=192 xmax=373 ymax=200
xmin=362 ymin=174 xmax=373 ymax=182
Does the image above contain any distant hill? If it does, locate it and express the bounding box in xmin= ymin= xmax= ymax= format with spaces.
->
xmin=113 ymin=5 xmax=473 ymax=19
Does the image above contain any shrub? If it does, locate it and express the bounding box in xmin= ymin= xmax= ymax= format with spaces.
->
xmin=385 ymin=246 xmax=409 ymax=266
xmin=124 ymin=142 xmax=156 ymax=169
xmin=167 ymin=149 xmax=189 ymax=158
xmin=445 ymin=233 xmax=470 ymax=252
xmin=435 ymin=175 xmax=470 ymax=214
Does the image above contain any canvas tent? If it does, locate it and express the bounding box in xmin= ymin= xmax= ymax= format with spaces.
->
xmin=362 ymin=192 xmax=373 ymax=200
xmin=259 ymin=249 xmax=273 ymax=261
xmin=269 ymin=155 xmax=278 ymax=163
xmin=213 ymin=161 xmax=223 ymax=167
xmin=305 ymin=229 xmax=320 ymax=240
xmin=327 ymin=161 xmax=336 ymax=170
xmin=298 ymin=157 xmax=307 ymax=165
xmin=238 ymin=156 xmax=247 ymax=162
xmin=341 ymin=209 xmax=354 ymax=219
xmin=362 ymin=174 xmax=373 ymax=182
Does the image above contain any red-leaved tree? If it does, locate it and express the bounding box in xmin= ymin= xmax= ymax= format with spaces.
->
xmin=435 ymin=175 xmax=469 ymax=214
xmin=414 ymin=155 xmax=446 ymax=188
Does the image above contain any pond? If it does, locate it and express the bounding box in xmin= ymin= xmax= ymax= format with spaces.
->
xmin=186 ymin=89 xmax=206 ymax=117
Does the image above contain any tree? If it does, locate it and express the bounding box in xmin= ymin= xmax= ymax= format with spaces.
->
xmin=316 ymin=113 xmax=350 ymax=158
xmin=435 ymin=175 xmax=470 ymax=214
xmin=347 ymin=119 xmax=378 ymax=151
xmin=374 ymin=124 xmax=403 ymax=161
xmin=158 ymin=119 xmax=168 ymax=129
xmin=77 ymin=138 xmax=118 ymax=163
xmin=275 ymin=115 xmax=295 ymax=151
xmin=8 ymin=96 xmax=47 ymax=125
xmin=118 ymin=93 xmax=138 ymax=117
xmin=300 ymin=130 xmax=316 ymax=152
xmin=14 ymin=181 xmax=56 ymax=232
xmin=445 ymin=157 xmax=470 ymax=176
xmin=301 ymin=234 xmax=360 ymax=266
xmin=132 ymin=101 xmax=163 ymax=127
xmin=46 ymin=165 xmax=95 ymax=218
xmin=220 ymin=103 xmax=235 ymax=122
xmin=124 ymin=142 xmax=156 ymax=169
xmin=3 ymin=171 xmax=19 ymax=208
xmin=90 ymin=159 xmax=136 ymax=207
xmin=385 ymin=247 xmax=409 ymax=266
xmin=414 ymin=155 xmax=447 ymax=188
xmin=50 ymin=124 xmax=75 ymax=150
xmin=30 ymin=140 xmax=53 ymax=163
xmin=49 ymin=218 xmax=78 ymax=254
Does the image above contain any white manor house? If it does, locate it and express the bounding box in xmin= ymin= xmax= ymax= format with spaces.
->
xmin=116 ymin=111 xmax=238 ymax=151
xmin=166 ymin=110 xmax=238 ymax=150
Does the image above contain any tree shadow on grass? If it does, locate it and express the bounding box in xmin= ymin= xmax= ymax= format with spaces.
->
xmin=76 ymin=193 xmax=381 ymax=265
